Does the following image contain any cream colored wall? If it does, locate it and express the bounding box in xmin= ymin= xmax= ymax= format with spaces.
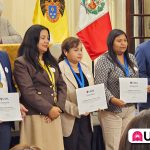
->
xmin=112 ymin=0 xmax=126 ymax=31
xmin=1 ymin=0 xmax=126 ymax=69
xmin=2 ymin=0 xmax=36 ymax=37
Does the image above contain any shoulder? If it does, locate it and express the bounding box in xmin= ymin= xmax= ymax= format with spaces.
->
xmin=80 ymin=61 xmax=92 ymax=73
xmin=58 ymin=60 xmax=66 ymax=73
xmin=128 ymin=53 xmax=138 ymax=66
xmin=138 ymin=40 xmax=150 ymax=48
xmin=80 ymin=61 xmax=89 ymax=68
xmin=0 ymin=51 xmax=9 ymax=60
xmin=59 ymin=60 xmax=66 ymax=69
xmin=14 ymin=56 xmax=36 ymax=75
xmin=136 ymin=40 xmax=150 ymax=53
xmin=0 ymin=50 xmax=7 ymax=56
xmin=14 ymin=56 xmax=27 ymax=66
xmin=15 ymin=56 xmax=25 ymax=62
xmin=80 ymin=61 xmax=93 ymax=77
xmin=96 ymin=52 xmax=110 ymax=65
xmin=59 ymin=60 xmax=65 ymax=67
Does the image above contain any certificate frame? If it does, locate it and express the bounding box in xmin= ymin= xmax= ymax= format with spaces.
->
xmin=0 ymin=93 xmax=22 ymax=121
xmin=119 ymin=78 xmax=147 ymax=103
xmin=76 ymin=84 xmax=108 ymax=115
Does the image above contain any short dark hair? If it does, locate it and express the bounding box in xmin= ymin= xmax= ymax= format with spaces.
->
xmin=17 ymin=24 xmax=59 ymax=72
xmin=107 ymin=29 xmax=135 ymax=75
xmin=119 ymin=109 xmax=150 ymax=150
xmin=58 ymin=37 xmax=80 ymax=62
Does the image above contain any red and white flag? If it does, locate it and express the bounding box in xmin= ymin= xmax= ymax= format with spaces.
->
xmin=77 ymin=0 xmax=112 ymax=60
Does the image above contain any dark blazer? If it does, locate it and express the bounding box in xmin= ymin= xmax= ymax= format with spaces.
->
xmin=14 ymin=56 xmax=67 ymax=115
xmin=135 ymin=40 xmax=150 ymax=109
xmin=0 ymin=51 xmax=16 ymax=92
xmin=0 ymin=51 xmax=16 ymax=150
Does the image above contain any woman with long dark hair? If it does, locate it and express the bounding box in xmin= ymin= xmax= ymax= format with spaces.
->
xmin=14 ymin=24 xmax=67 ymax=150
xmin=95 ymin=29 xmax=139 ymax=150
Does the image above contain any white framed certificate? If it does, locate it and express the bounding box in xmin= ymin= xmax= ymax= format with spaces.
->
xmin=0 ymin=93 xmax=22 ymax=121
xmin=119 ymin=78 xmax=147 ymax=103
xmin=76 ymin=84 xmax=108 ymax=115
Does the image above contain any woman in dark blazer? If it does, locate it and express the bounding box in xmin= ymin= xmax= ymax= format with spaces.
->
xmin=0 ymin=51 xmax=16 ymax=150
xmin=0 ymin=51 xmax=27 ymax=150
xmin=14 ymin=25 xmax=67 ymax=150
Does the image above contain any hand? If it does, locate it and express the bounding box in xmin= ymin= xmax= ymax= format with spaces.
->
xmin=147 ymin=85 xmax=150 ymax=93
xmin=82 ymin=112 xmax=90 ymax=116
xmin=110 ymin=97 xmax=126 ymax=107
xmin=48 ymin=106 xmax=62 ymax=120
xmin=20 ymin=104 xmax=28 ymax=119
xmin=43 ymin=116 xmax=52 ymax=123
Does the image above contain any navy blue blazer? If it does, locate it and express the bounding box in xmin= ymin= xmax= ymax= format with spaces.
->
xmin=135 ymin=40 xmax=150 ymax=109
xmin=0 ymin=51 xmax=16 ymax=93
xmin=0 ymin=51 xmax=16 ymax=150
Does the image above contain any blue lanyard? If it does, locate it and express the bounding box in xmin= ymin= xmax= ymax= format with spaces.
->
xmin=117 ymin=55 xmax=129 ymax=77
xmin=65 ymin=58 xmax=85 ymax=88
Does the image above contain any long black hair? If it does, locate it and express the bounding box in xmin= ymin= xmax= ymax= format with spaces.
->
xmin=17 ymin=24 xmax=59 ymax=72
xmin=107 ymin=29 xmax=135 ymax=74
xmin=58 ymin=37 xmax=80 ymax=63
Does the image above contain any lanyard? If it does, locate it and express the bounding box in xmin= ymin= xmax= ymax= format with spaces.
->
xmin=39 ymin=61 xmax=57 ymax=102
xmin=65 ymin=58 xmax=85 ymax=88
xmin=117 ymin=55 xmax=129 ymax=77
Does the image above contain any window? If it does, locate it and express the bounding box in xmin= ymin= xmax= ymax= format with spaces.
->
xmin=126 ymin=0 xmax=150 ymax=53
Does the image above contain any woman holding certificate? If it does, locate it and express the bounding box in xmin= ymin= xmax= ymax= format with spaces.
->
xmin=58 ymin=37 xmax=93 ymax=150
xmin=14 ymin=25 xmax=67 ymax=150
xmin=95 ymin=29 xmax=139 ymax=150
xmin=0 ymin=51 xmax=28 ymax=150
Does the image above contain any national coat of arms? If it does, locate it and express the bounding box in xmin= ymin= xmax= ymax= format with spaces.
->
xmin=40 ymin=0 xmax=65 ymax=23
xmin=81 ymin=0 xmax=105 ymax=15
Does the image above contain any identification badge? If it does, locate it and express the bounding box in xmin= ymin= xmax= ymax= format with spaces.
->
xmin=51 ymin=67 xmax=55 ymax=72
xmin=5 ymin=67 xmax=9 ymax=73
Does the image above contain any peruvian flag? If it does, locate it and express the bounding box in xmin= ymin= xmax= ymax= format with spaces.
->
xmin=77 ymin=0 xmax=112 ymax=60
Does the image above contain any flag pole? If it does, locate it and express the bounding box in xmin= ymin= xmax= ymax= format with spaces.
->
xmin=92 ymin=60 xmax=94 ymax=76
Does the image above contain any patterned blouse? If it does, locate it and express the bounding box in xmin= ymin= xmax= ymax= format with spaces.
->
xmin=94 ymin=52 xmax=139 ymax=113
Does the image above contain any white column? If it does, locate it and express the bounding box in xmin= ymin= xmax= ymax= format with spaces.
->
xmin=114 ymin=0 xmax=126 ymax=31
